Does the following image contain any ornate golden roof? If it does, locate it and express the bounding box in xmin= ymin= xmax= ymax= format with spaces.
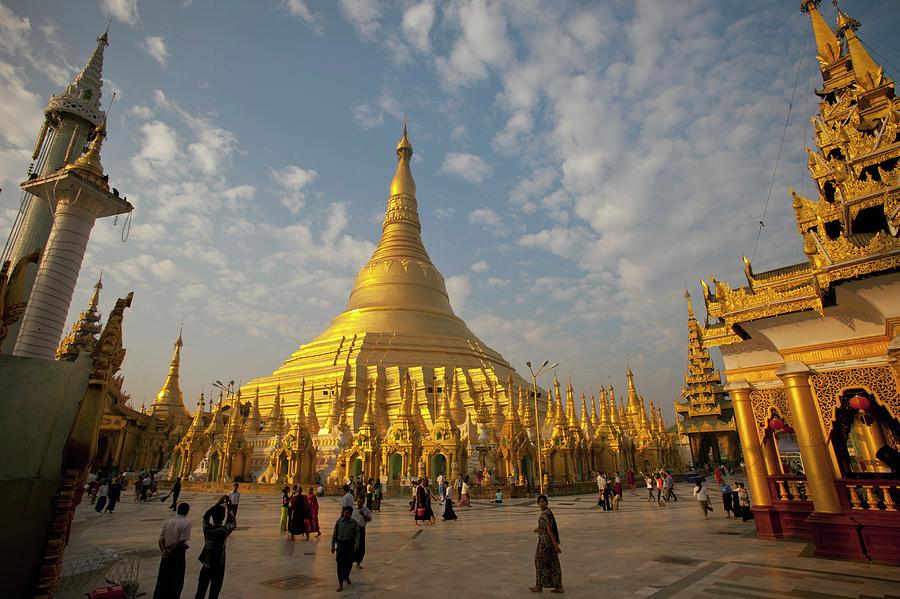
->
xmin=149 ymin=330 xmax=191 ymax=422
xmin=699 ymin=4 xmax=900 ymax=348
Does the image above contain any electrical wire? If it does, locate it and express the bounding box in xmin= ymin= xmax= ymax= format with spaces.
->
xmin=751 ymin=18 xmax=811 ymax=263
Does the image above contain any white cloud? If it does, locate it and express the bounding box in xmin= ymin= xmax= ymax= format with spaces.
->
xmin=440 ymin=152 xmax=490 ymax=184
xmin=339 ymin=0 xmax=382 ymax=40
xmin=141 ymin=36 xmax=169 ymax=68
xmin=487 ymin=277 xmax=510 ymax=288
xmin=0 ymin=4 xmax=30 ymax=55
xmin=402 ymin=2 xmax=436 ymax=52
xmin=270 ymin=164 xmax=319 ymax=214
xmin=351 ymin=88 xmax=402 ymax=131
xmin=468 ymin=207 xmax=507 ymax=238
xmin=100 ymin=0 xmax=139 ymax=26
xmin=281 ymin=0 xmax=323 ymax=34
xmin=130 ymin=120 xmax=179 ymax=179
xmin=433 ymin=207 xmax=456 ymax=220
xmin=351 ymin=103 xmax=383 ymax=129
xmin=470 ymin=260 xmax=489 ymax=273
xmin=435 ymin=0 xmax=513 ymax=88
xmin=445 ymin=274 xmax=471 ymax=313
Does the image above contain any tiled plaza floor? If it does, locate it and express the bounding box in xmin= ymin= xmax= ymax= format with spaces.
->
xmin=61 ymin=487 xmax=900 ymax=598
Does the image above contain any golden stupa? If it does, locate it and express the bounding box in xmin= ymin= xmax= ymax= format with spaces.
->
xmin=241 ymin=126 xmax=529 ymax=440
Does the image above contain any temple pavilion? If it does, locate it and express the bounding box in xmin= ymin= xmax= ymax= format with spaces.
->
xmin=696 ymin=0 xmax=900 ymax=565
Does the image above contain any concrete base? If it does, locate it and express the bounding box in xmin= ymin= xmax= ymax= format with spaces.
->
xmin=773 ymin=501 xmax=814 ymax=539
xmin=807 ymin=512 xmax=867 ymax=562
xmin=855 ymin=511 xmax=900 ymax=566
xmin=751 ymin=505 xmax=784 ymax=539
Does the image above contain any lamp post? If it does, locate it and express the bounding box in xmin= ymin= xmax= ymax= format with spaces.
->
xmin=213 ymin=380 xmax=235 ymax=396
xmin=527 ymin=360 xmax=558 ymax=496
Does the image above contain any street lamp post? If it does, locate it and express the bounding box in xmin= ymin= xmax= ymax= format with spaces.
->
xmin=526 ymin=360 xmax=558 ymax=496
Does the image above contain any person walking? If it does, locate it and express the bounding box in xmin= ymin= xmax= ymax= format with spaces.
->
xmin=664 ymin=472 xmax=678 ymax=502
xmin=736 ymin=482 xmax=752 ymax=522
xmin=442 ymin=493 xmax=458 ymax=520
xmin=141 ymin=474 xmax=152 ymax=501
xmin=95 ymin=480 xmax=109 ymax=513
xmin=365 ymin=478 xmax=374 ymax=511
xmin=655 ymin=473 xmax=666 ymax=504
xmin=341 ymin=485 xmax=355 ymax=510
xmin=164 ymin=477 xmax=182 ymax=511
xmin=460 ymin=477 xmax=471 ymax=507
xmin=280 ymin=486 xmax=291 ymax=533
xmin=134 ymin=474 xmax=143 ymax=502
xmin=645 ymin=473 xmax=654 ymax=502
xmin=152 ymin=502 xmax=192 ymax=599
xmin=226 ymin=483 xmax=240 ymax=518
xmin=331 ymin=506 xmax=360 ymax=592
xmin=288 ymin=486 xmax=309 ymax=541
xmin=720 ymin=482 xmax=734 ymax=518
xmin=529 ymin=495 xmax=563 ymax=594
xmin=626 ymin=469 xmax=636 ymax=494
xmin=372 ymin=478 xmax=383 ymax=512
xmin=693 ymin=481 xmax=712 ymax=519
xmin=413 ymin=479 xmax=431 ymax=526
xmin=596 ymin=471 xmax=607 ymax=511
xmin=194 ymin=496 xmax=236 ymax=599
xmin=105 ymin=478 xmax=122 ymax=513
xmin=714 ymin=466 xmax=723 ymax=487
xmin=306 ymin=486 xmax=321 ymax=537
xmin=351 ymin=495 xmax=373 ymax=569
xmin=611 ymin=476 xmax=622 ymax=510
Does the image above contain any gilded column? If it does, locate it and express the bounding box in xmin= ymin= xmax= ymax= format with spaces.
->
xmin=725 ymin=380 xmax=773 ymax=508
xmin=761 ymin=434 xmax=782 ymax=476
xmin=776 ymin=362 xmax=842 ymax=513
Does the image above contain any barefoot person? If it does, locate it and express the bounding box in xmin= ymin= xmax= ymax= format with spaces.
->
xmin=331 ymin=506 xmax=360 ymax=592
xmin=530 ymin=495 xmax=563 ymax=593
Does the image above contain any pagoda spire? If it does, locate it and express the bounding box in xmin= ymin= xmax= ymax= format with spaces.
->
xmin=188 ymin=394 xmax=205 ymax=433
xmin=149 ymin=328 xmax=190 ymax=421
xmin=68 ymin=26 xmax=110 ymax=113
xmin=56 ymin=274 xmax=104 ymax=359
xmin=564 ymin=383 xmax=577 ymax=427
xmin=264 ymin=384 xmax=284 ymax=435
xmin=520 ymin=386 xmax=534 ymax=428
xmin=306 ymin=382 xmax=320 ymax=432
xmin=836 ymin=7 xmax=889 ymax=91
xmin=590 ymin=391 xmax=599 ymax=427
xmin=244 ymin=388 xmax=262 ymax=434
xmin=801 ymin=0 xmax=842 ymax=65
xmin=626 ymin=367 xmax=642 ymax=427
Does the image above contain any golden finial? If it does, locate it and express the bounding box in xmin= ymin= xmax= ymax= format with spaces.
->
xmin=835 ymin=7 xmax=887 ymax=92
xmin=390 ymin=123 xmax=416 ymax=196
xmin=66 ymin=120 xmax=109 ymax=190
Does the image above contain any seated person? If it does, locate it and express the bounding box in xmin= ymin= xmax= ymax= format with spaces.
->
xmin=492 ymin=490 xmax=503 ymax=504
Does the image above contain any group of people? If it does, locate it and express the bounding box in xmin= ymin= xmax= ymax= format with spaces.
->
xmin=90 ymin=476 xmax=124 ymax=513
xmin=692 ymin=479 xmax=752 ymax=521
xmin=643 ymin=470 xmax=678 ymax=504
xmin=152 ymin=494 xmax=237 ymax=599
xmin=594 ymin=471 xmax=624 ymax=510
xmin=410 ymin=476 xmax=460 ymax=524
xmin=281 ymin=484 xmax=321 ymax=540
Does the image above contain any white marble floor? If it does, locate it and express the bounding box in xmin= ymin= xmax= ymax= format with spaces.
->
xmin=61 ymin=488 xmax=900 ymax=598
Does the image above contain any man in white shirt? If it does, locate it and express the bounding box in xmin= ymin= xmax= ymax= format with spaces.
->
xmin=596 ymin=472 xmax=609 ymax=511
xmin=227 ymin=483 xmax=240 ymax=517
xmin=152 ymin=502 xmax=191 ymax=599
xmin=693 ymin=482 xmax=711 ymax=519
xmin=351 ymin=495 xmax=373 ymax=569
xmin=341 ymin=484 xmax=355 ymax=510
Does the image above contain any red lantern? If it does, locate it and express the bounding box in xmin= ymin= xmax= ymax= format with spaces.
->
xmin=769 ymin=417 xmax=784 ymax=431
xmin=849 ymin=394 xmax=871 ymax=411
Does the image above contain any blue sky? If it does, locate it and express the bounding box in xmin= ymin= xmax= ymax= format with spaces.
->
xmin=1 ymin=1 xmax=899 ymax=419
